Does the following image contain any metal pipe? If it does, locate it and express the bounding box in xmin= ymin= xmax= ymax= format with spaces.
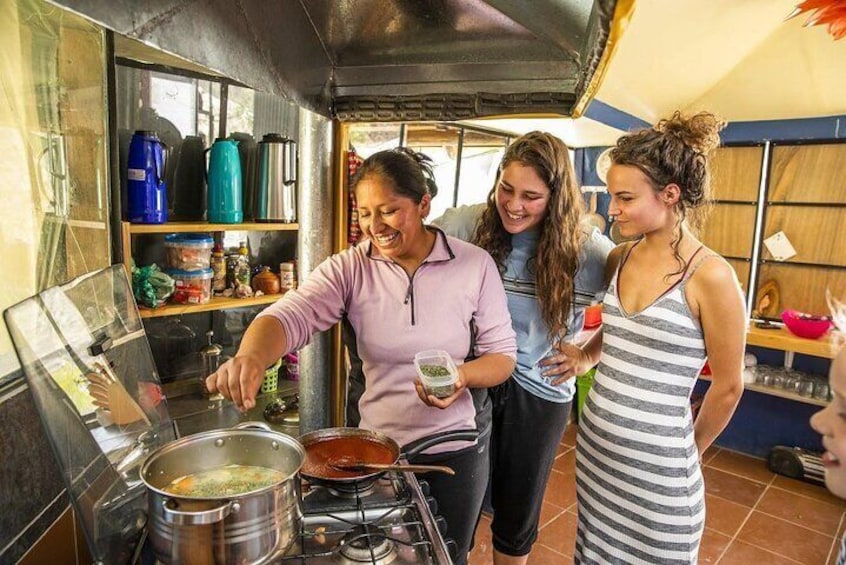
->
xmin=296 ymin=108 xmax=334 ymax=433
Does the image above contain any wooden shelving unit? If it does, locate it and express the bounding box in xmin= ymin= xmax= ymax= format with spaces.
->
xmin=122 ymin=220 xmax=298 ymax=319
xmin=746 ymin=324 xmax=837 ymax=359
xmin=125 ymin=221 xmax=298 ymax=234
xmin=137 ymin=293 xmax=285 ymax=319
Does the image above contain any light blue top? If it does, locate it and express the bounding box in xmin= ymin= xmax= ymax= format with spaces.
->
xmin=432 ymin=203 xmax=614 ymax=403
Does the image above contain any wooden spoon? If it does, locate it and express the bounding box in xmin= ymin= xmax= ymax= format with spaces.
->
xmin=330 ymin=461 xmax=455 ymax=475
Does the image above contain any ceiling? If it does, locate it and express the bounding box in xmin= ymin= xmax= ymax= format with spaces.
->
xmin=463 ymin=0 xmax=846 ymax=147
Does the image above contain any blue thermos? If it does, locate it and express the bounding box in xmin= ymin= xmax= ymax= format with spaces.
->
xmin=206 ymin=138 xmax=243 ymax=224
xmin=127 ymin=130 xmax=168 ymax=224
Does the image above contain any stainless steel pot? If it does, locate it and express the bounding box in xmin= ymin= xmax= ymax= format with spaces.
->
xmin=140 ymin=422 xmax=305 ymax=565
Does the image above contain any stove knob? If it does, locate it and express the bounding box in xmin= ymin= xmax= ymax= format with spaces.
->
xmin=445 ymin=538 xmax=458 ymax=561
xmin=426 ymin=495 xmax=438 ymax=515
xmin=434 ymin=515 xmax=447 ymax=535
xmin=417 ymin=479 xmax=430 ymax=496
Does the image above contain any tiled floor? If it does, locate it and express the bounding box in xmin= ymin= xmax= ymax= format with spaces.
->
xmin=469 ymin=425 xmax=846 ymax=564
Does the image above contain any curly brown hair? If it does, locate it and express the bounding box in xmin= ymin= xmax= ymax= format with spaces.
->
xmin=611 ymin=111 xmax=725 ymax=276
xmin=472 ymin=131 xmax=584 ymax=341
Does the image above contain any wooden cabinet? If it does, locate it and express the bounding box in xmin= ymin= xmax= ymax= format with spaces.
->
xmin=121 ymin=221 xmax=297 ymax=319
xmin=758 ymin=142 xmax=846 ymax=316
xmin=699 ymin=145 xmax=764 ymax=292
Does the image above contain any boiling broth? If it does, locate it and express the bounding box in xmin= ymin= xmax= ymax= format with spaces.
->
xmin=165 ymin=464 xmax=285 ymax=497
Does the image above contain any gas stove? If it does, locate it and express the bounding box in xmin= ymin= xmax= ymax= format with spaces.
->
xmin=279 ymin=469 xmax=454 ymax=564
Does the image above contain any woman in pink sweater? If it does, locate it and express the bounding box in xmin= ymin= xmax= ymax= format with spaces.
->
xmin=207 ymin=148 xmax=517 ymax=564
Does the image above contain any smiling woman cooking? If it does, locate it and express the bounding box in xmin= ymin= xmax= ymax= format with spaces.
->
xmin=206 ymin=147 xmax=517 ymax=565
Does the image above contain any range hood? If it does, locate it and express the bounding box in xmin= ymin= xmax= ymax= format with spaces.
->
xmin=51 ymin=0 xmax=617 ymax=120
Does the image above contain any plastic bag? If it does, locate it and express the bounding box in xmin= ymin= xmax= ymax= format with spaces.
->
xmin=131 ymin=260 xmax=175 ymax=308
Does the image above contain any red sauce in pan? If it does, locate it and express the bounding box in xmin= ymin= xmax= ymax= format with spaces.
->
xmin=302 ymin=436 xmax=396 ymax=479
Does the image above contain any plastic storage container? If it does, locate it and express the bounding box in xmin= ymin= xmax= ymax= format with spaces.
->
xmin=164 ymin=233 xmax=214 ymax=270
xmin=414 ymin=350 xmax=459 ymax=398
xmin=168 ymin=268 xmax=213 ymax=304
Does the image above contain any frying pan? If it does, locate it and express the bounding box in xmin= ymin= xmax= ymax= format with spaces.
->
xmin=298 ymin=427 xmax=478 ymax=485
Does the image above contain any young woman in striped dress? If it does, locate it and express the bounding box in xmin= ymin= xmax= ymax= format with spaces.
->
xmin=573 ymin=112 xmax=746 ymax=564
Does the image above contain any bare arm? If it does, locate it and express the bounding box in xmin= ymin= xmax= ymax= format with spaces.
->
xmin=689 ymin=258 xmax=746 ymax=455
xmin=206 ymin=317 xmax=289 ymax=411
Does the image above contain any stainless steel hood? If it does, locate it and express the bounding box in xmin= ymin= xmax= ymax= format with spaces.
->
xmin=51 ymin=0 xmax=617 ymax=120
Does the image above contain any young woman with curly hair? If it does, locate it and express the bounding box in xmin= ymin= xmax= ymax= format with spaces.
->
xmin=433 ymin=131 xmax=614 ymax=565
xmin=573 ymin=112 xmax=745 ymax=564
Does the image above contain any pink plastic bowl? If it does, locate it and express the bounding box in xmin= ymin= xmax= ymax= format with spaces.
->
xmin=781 ymin=309 xmax=833 ymax=339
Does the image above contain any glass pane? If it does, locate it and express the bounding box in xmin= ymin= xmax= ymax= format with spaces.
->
xmin=348 ymin=123 xmax=403 ymax=159
xmin=406 ymin=124 xmax=460 ymax=222
xmin=1 ymin=0 xmax=111 ymax=386
xmin=456 ymin=130 xmax=507 ymax=207
xmin=4 ymin=265 xmax=175 ymax=564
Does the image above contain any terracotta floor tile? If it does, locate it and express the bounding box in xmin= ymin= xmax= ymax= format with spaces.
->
xmin=828 ymin=536 xmax=843 ymax=565
xmin=544 ymin=468 xmax=577 ymax=509
xmin=698 ymin=527 xmax=732 ymax=563
xmin=561 ymin=424 xmax=578 ymax=448
xmin=526 ymin=543 xmax=574 ymax=565
xmin=703 ymin=467 xmax=767 ymax=507
xmin=469 ymin=515 xmax=493 ymax=565
xmin=772 ymin=475 xmax=846 ymax=508
xmin=704 ymin=494 xmax=752 ymax=536
xmin=537 ymin=510 xmax=578 ymax=557
xmin=718 ymin=540 xmax=804 ymax=565
xmin=757 ymin=486 xmax=844 ymax=536
xmin=707 ymin=449 xmax=775 ymax=484
xmin=736 ymin=510 xmax=833 ymax=564
xmin=538 ymin=500 xmax=566 ymax=530
xmin=552 ymin=447 xmax=576 ymax=474
xmin=701 ymin=446 xmax=721 ymax=466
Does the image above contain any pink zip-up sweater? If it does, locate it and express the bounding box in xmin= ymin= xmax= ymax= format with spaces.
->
xmin=257 ymin=228 xmax=516 ymax=452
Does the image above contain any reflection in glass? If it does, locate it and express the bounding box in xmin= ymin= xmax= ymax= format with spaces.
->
xmin=1 ymin=0 xmax=111 ymax=386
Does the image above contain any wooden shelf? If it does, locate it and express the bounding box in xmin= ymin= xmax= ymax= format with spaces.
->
xmin=125 ymin=221 xmax=298 ymax=234
xmin=138 ymin=293 xmax=285 ymax=319
xmin=698 ymin=375 xmax=827 ymax=407
xmin=746 ymin=324 xmax=837 ymax=359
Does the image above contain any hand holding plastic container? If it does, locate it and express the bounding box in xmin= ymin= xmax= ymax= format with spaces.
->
xmin=414 ymin=350 xmax=460 ymax=399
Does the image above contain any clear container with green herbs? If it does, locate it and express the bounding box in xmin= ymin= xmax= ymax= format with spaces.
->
xmin=414 ymin=350 xmax=459 ymax=398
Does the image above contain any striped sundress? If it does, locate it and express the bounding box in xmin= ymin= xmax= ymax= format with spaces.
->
xmin=575 ymin=247 xmax=711 ymax=564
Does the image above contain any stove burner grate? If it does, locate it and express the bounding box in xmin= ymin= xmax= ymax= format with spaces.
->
xmin=338 ymin=523 xmax=397 ymax=564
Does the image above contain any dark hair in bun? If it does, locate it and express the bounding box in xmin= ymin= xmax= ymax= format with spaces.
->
xmin=351 ymin=147 xmax=438 ymax=202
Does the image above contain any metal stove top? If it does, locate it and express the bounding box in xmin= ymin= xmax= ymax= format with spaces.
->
xmin=278 ymin=469 xmax=453 ymax=564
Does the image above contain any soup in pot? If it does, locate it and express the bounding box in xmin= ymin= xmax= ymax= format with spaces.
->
xmin=164 ymin=464 xmax=285 ymax=497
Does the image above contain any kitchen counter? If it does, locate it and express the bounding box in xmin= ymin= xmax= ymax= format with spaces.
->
xmin=164 ymin=380 xmax=300 ymax=438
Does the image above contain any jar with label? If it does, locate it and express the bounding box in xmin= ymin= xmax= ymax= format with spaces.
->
xmin=210 ymin=243 xmax=226 ymax=293
xmin=235 ymin=241 xmax=252 ymax=287
xmin=280 ymin=261 xmax=297 ymax=291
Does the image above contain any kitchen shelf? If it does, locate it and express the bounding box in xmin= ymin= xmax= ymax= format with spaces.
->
xmin=124 ymin=221 xmax=298 ymax=234
xmin=137 ymin=293 xmax=285 ymax=319
xmin=698 ymin=375 xmax=827 ymax=407
xmin=121 ymin=220 xmax=297 ymax=319
xmin=746 ymin=324 xmax=837 ymax=359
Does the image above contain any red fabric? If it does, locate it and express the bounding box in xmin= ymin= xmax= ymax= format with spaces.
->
xmin=348 ymin=151 xmax=364 ymax=246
